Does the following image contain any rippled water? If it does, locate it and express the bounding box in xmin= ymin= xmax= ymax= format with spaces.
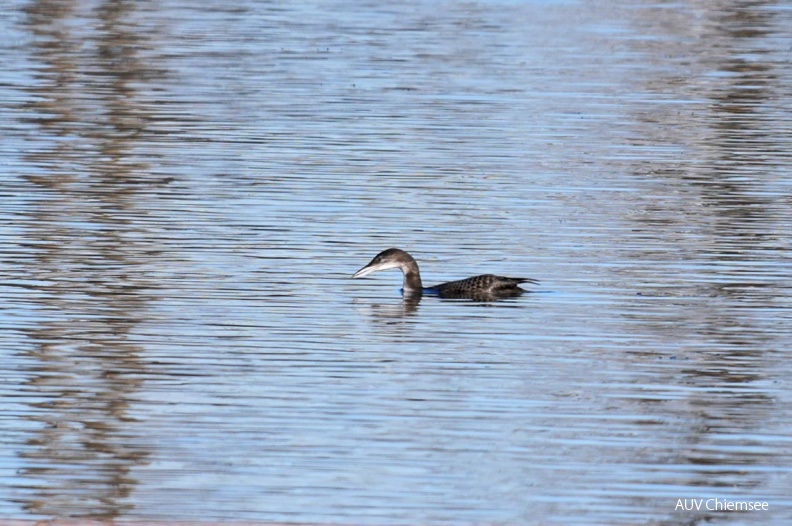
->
xmin=2 ymin=0 xmax=791 ymax=524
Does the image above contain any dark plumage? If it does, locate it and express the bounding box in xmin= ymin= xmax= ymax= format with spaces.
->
xmin=432 ymin=274 xmax=534 ymax=299
xmin=352 ymin=248 xmax=537 ymax=300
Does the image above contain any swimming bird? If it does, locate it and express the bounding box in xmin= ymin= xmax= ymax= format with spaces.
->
xmin=352 ymin=248 xmax=537 ymax=300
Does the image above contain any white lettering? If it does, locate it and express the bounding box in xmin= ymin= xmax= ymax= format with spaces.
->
xmin=676 ymin=499 xmax=703 ymax=511
xmin=683 ymin=498 xmax=770 ymax=512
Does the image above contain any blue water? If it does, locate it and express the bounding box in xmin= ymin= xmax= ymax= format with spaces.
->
xmin=1 ymin=0 xmax=791 ymax=524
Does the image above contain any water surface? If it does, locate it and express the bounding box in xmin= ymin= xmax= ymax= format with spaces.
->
xmin=1 ymin=0 xmax=791 ymax=524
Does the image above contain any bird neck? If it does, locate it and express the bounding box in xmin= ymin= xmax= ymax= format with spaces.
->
xmin=401 ymin=259 xmax=423 ymax=292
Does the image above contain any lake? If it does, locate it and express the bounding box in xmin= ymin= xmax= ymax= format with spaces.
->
xmin=1 ymin=0 xmax=791 ymax=524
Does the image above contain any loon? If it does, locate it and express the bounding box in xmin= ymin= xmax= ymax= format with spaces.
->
xmin=352 ymin=248 xmax=537 ymax=300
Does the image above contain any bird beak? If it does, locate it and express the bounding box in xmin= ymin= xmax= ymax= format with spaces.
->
xmin=352 ymin=259 xmax=401 ymax=279
xmin=352 ymin=264 xmax=378 ymax=279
